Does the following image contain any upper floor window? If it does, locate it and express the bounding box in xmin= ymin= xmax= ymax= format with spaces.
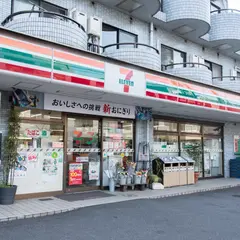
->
xmin=161 ymin=45 xmax=186 ymax=70
xmin=204 ymin=60 xmax=222 ymax=79
xmin=13 ymin=0 xmax=67 ymax=15
xmin=102 ymin=23 xmax=137 ymax=49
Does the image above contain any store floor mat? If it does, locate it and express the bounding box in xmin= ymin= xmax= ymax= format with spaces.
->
xmin=55 ymin=191 xmax=114 ymax=202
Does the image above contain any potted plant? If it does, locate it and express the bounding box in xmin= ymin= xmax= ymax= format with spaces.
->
xmin=119 ymin=171 xmax=127 ymax=185
xmin=149 ymin=174 xmax=164 ymax=190
xmin=185 ymin=143 xmax=202 ymax=184
xmin=141 ymin=170 xmax=148 ymax=184
xmin=134 ymin=171 xmax=142 ymax=184
xmin=0 ymin=107 xmax=20 ymax=205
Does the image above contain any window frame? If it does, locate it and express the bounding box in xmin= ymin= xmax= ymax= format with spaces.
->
xmin=102 ymin=23 xmax=138 ymax=48
xmin=11 ymin=0 xmax=68 ymax=16
xmin=161 ymin=44 xmax=187 ymax=69
xmin=204 ymin=60 xmax=223 ymax=79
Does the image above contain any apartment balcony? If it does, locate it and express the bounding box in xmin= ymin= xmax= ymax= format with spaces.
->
xmin=210 ymin=9 xmax=240 ymax=55
xmin=101 ymin=43 xmax=161 ymax=71
xmin=163 ymin=63 xmax=212 ymax=85
xmin=213 ymin=76 xmax=240 ymax=93
xmin=2 ymin=11 xmax=87 ymax=50
xmin=154 ymin=0 xmax=210 ymax=39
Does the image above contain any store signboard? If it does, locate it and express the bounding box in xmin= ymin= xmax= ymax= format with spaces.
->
xmin=105 ymin=63 xmax=145 ymax=97
xmin=69 ymin=163 xmax=83 ymax=185
xmin=44 ymin=94 xmax=135 ymax=119
xmin=234 ymin=135 xmax=240 ymax=155
xmin=25 ymin=129 xmax=49 ymax=138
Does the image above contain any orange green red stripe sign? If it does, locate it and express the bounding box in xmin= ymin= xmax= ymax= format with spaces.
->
xmin=0 ymin=35 xmax=105 ymax=89
xmin=146 ymin=73 xmax=240 ymax=113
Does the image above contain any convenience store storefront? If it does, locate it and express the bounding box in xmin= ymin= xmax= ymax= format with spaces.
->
xmin=1 ymin=30 xmax=240 ymax=197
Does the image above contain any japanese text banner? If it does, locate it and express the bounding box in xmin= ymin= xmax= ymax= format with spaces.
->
xmin=44 ymin=94 xmax=135 ymax=119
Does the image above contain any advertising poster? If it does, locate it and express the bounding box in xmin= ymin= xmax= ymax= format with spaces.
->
xmin=234 ymin=135 xmax=240 ymax=155
xmin=15 ymin=153 xmax=27 ymax=178
xmin=89 ymin=162 xmax=100 ymax=180
xmin=42 ymin=152 xmax=58 ymax=175
xmin=27 ymin=152 xmax=38 ymax=162
xmin=69 ymin=163 xmax=83 ymax=185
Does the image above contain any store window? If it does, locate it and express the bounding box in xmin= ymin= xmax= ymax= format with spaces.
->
xmin=102 ymin=23 xmax=137 ymax=49
xmin=152 ymin=119 xmax=224 ymax=178
xmin=161 ymin=45 xmax=186 ymax=69
xmin=180 ymin=123 xmax=201 ymax=134
xmin=180 ymin=135 xmax=203 ymax=177
xmin=19 ymin=109 xmax=62 ymax=120
xmin=205 ymin=60 xmax=223 ymax=79
xmin=102 ymin=119 xmax=134 ymax=186
xmin=67 ymin=117 xmax=101 ymax=188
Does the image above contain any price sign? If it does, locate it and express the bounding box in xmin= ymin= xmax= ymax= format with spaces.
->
xmin=68 ymin=163 xmax=83 ymax=185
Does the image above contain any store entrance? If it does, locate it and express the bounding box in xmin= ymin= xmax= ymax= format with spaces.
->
xmin=65 ymin=116 xmax=101 ymax=192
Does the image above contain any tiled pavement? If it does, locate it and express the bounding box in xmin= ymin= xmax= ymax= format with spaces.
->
xmin=0 ymin=178 xmax=240 ymax=222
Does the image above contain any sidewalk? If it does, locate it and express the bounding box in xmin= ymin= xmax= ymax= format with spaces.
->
xmin=0 ymin=178 xmax=240 ymax=222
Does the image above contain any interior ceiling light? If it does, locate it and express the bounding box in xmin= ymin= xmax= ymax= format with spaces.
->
xmin=117 ymin=0 xmax=143 ymax=13
xmin=173 ymin=25 xmax=194 ymax=35
xmin=235 ymin=50 xmax=240 ymax=55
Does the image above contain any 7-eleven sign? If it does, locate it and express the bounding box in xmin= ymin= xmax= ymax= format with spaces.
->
xmin=119 ymin=68 xmax=134 ymax=93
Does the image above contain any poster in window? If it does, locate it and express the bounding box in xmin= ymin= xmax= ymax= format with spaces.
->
xmin=15 ymin=153 xmax=27 ymax=178
xmin=89 ymin=162 xmax=100 ymax=180
xmin=69 ymin=163 xmax=83 ymax=185
xmin=42 ymin=152 xmax=58 ymax=175
xmin=135 ymin=107 xmax=152 ymax=120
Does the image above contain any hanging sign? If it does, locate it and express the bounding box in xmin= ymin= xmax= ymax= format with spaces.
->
xmin=69 ymin=163 xmax=83 ymax=185
xmin=44 ymin=94 xmax=135 ymax=119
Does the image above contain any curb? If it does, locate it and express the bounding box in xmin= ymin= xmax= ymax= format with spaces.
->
xmin=1 ymin=184 xmax=240 ymax=223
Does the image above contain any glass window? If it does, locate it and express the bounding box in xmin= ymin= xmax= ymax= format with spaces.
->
xmin=180 ymin=123 xmax=201 ymax=134
xmin=13 ymin=0 xmax=39 ymax=12
xmin=153 ymin=120 xmax=178 ymax=132
xmin=153 ymin=135 xmax=179 ymax=157
xmin=102 ymin=23 xmax=137 ymax=49
xmin=18 ymin=122 xmax=64 ymax=149
xmin=203 ymin=137 xmax=223 ymax=177
xmin=205 ymin=60 xmax=222 ymax=79
xmin=102 ymin=119 xmax=134 ymax=186
xmin=119 ymin=30 xmax=137 ymax=49
xmin=161 ymin=45 xmax=186 ymax=69
xmin=180 ymin=135 xmax=203 ymax=177
xmin=41 ymin=1 xmax=67 ymax=15
xmin=67 ymin=117 xmax=100 ymax=187
xmin=102 ymin=24 xmax=117 ymax=48
xmin=203 ymin=126 xmax=222 ymax=135
xmin=19 ymin=109 xmax=62 ymax=120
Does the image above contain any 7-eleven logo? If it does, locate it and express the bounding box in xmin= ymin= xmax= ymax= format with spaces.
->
xmin=119 ymin=68 xmax=134 ymax=93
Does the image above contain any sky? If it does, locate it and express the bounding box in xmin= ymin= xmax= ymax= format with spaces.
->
xmin=228 ymin=0 xmax=240 ymax=9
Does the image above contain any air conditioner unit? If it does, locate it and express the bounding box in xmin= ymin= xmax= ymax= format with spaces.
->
xmin=87 ymin=16 xmax=102 ymax=38
xmin=189 ymin=54 xmax=199 ymax=64
xmin=231 ymin=69 xmax=237 ymax=77
xmin=198 ymin=56 xmax=205 ymax=67
xmin=69 ymin=8 xmax=87 ymax=31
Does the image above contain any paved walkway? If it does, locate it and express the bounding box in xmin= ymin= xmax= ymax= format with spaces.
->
xmin=0 ymin=178 xmax=240 ymax=222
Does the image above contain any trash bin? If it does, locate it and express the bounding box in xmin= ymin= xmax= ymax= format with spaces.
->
xmin=183 ymin=157 xmax=195 ymax=185
xmin=175 ymin=156 xmax=187 ymax=186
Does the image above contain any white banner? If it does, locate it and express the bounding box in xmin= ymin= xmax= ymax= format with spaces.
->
xmin=44 ymin=94 xmax=135 ymax=119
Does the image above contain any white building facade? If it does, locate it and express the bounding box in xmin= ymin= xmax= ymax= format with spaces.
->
xmin=0 ymin=0 xmax=240 ymax=198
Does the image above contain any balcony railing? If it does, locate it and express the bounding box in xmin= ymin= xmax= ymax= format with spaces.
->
xmin=212 ymin=76 xmax=240 ymax=81
xmin=1 ymin=10 xmax=85 ymax=32
xmin=211 ymin=9 xmax=240 ymax=14
xmin=88 ymin=42 xmax=159 ymax=54
xmin=163 ymin=62 xmax=211 ymax=71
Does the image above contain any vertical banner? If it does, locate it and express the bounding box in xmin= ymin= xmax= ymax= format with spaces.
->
xmin=69 ymin=163 xmax=83 ymax=185
xmin=234 ymin=135 xmax=240 ymax=155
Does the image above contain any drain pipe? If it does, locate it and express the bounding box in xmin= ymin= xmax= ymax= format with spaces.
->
xmin=150 ymin=22 xmax=154 ymax=47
